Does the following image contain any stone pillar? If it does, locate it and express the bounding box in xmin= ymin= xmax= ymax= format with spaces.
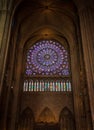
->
xmin=10 ymin=48 xmax=23 ymax=130
xmin=70 ymin=41 xmax=83 ymax=130
xmin=78 ymin=5 xmax=94 ymax=128
xmin=2 ymin=36 xmax=17 ymax=130
xmin=0 ymin=0 xmax=12 ymax=98
xmin=0 ymin=5 xmax=7 ymax=94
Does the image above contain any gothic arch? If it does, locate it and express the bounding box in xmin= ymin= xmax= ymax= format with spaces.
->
xmin=18 ymin=107 xmax=34 ymax=130
xmin=6 ymin=0 xmax=81 ymax=129
xmin=38 ymin=107 xmax=56 ymax=123
xmin=21 ymin=107 xmax=34 ymax=119
xmin=59 ymin=107 xmax=75 ymax=130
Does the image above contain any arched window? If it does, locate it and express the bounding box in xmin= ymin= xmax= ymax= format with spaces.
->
xmin=23 ymin=40 xmax=71 ymax=92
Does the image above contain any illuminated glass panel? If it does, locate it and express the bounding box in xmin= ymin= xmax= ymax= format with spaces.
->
xmin=26 ymin=40 xmax=70 ymax=76
xmin=23 ymin=80 xmax=71 ymax=92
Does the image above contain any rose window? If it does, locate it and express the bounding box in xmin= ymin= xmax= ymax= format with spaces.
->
xmin=25 ymin=40 xmax=70 ymax=76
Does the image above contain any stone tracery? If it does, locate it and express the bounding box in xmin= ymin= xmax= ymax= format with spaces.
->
xmin=26 ymin=40 xmax=70 ymax=76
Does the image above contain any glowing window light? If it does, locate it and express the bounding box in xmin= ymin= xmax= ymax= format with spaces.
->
xmin=25 ymin=40 xmax=70 ymax=76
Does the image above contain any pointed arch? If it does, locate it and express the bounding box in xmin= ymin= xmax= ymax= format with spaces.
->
xmin=21 ymin=107 xmax=34 ymax=119
xmin=59 ymin=107 xmax=75 ymax=130
xmin=59 ymin=107 xmax=72 ymax=119
xmin=38 ymin=107 xmax=56 ymax=123
xmin=18 ymin=107 xmax=34 ymax=130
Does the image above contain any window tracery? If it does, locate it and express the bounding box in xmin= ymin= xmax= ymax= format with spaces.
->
xmin=26 ymin=40 xmax=70 ymax=76
xmin=23 ymin=40 xmax=71 ymax=92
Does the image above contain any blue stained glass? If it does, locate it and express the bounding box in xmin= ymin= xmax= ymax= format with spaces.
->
xmin=25 ymin=40 xmax=70 ymax=76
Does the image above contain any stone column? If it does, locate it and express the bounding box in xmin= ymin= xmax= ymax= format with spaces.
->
xmin=0 ymin=0 xmax=8 ymax=48
xmin=10 ymin=48 xmax=23 ymax=130
xmin=0 ymin=6 xmax=7 ymax=93
xmin=70 ymin=40 xmax=83 ymax=130
xmin=2 ymin=35 xmax=17 ymax=130
xmin=0 ymin=0 xmax=12 ymax=98
xmin=78 ymin=5 xmax=94 ymax=128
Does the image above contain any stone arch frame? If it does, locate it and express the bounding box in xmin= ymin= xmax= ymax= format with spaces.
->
xmin=10 ymin=2 xmax=79 ymax=129
xmin=59 ymin=107 xmax=75 ymax=130
xmin=20 ymin=107 xmax=34 ymax=119
xmin=14 ymin=25 xmax=81 ymax=130
xmin=38 ymin=107 xmax=56 ymax=123
xmin=18 ymin=107 xmax=35 ymax=130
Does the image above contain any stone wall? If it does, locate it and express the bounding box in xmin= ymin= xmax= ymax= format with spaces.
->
xmin=21 ymin=92 xmax=73 ymax=122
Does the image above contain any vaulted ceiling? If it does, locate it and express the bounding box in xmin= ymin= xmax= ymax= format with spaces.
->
xmin=12 ymin=0 xmax=80 ymax=50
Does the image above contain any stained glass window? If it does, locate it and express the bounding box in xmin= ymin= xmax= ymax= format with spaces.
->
xmin=23 ymin=40 xmax=71 ymax=92
xmin=25 ymin=40 xmax=70 ymax=76
xmin=23 ymin=80 xmax=71 ymax=92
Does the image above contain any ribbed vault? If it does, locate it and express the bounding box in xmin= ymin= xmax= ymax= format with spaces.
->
xmin=12 ymin=0 xmax=78 ymax=50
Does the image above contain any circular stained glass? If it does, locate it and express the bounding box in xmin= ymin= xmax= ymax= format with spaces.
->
xmin=25 ymin=40 xmax=70 ymax=76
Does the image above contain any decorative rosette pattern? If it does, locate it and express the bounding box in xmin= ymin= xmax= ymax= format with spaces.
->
xmin=26 ymin=40 xmax=70 ymax=76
